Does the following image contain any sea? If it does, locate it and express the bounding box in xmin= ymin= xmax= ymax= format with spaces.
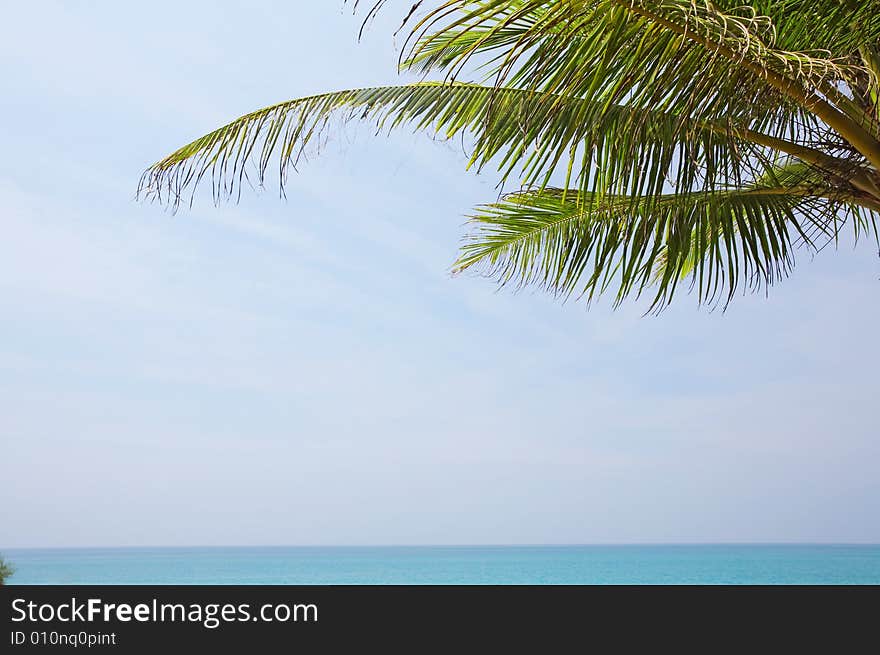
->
xmin=4 ymin=545 xmax=880 ymax=585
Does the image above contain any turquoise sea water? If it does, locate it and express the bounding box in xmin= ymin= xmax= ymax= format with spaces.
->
xmin=4 ymin=545 xmax=880 ymax=585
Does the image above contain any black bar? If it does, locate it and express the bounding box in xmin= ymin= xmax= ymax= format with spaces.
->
xmin=2 ymin=585 xmax=876 ymax=651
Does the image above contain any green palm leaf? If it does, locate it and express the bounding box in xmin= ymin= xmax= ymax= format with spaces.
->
xmin=140 ymin=81 xmax=756 ymax=205
xmin=454 ymin=181 xmax=870 ymax=310
xmin=143 ymin=0 xmax=880 ymax=309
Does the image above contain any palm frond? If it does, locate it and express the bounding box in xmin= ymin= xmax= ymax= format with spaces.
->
xmin=454 ymin=181 xmax=873 ymax=310
xmin=402 ymin=1 xmax=880 ymax=161
xmin=139 ymin=81 xmax=762 ymax=207
xmin=737 ymin=1 xmax=880 ymax=55
xmin=141 ymin=78 xmax=867 ymax=212
xmin=143 ymin=1 xmax=880 ymax=310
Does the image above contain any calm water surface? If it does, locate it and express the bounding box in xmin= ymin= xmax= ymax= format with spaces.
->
xmin=4 ymin=545 xmax=879 ymax=585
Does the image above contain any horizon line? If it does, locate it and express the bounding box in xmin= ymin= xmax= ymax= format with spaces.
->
xmin=5 ymin=542 xmax=880 ymax=551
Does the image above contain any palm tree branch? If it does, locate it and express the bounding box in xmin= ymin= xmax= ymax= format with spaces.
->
xmin=453 ymin=182 xmax=874 ymax=310
xmin=390 ymin=1 xmax=880 ymax=167
xmin=607 ymin=0 xmax=880 ymax=168
xmin=140 ymin=81 xmax=866 ymax=208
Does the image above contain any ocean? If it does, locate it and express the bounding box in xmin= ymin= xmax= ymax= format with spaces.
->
xmin=4 ymin=545 xmax=880 ymax=584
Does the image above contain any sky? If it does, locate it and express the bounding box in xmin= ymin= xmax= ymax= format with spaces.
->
xmin=1 ymin=1 xmax=878 ymax=548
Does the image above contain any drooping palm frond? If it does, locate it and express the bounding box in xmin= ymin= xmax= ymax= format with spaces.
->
xmin=141 ymin=79 xmax=867 ymax=210
xmin=140 ymin=81 xmax=778 ymax=207
xmin=454 ymin=181 xmax=869 ymax=310
xmin=143 ymin=0 xmax=880 ymax=309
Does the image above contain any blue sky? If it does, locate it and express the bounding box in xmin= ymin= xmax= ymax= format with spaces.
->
xmin=2 ymin=1 xmax=878 ymax=547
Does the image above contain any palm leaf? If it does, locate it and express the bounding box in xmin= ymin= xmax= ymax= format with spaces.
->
xmin=139 ymin=81 xmax=743 ymax=206
xmin=454 ymin=182 xmax=871 ymax=310
xmin=143 ymin=1 xmax=880 ymax=309
xmin=141 ymin=80 xmax=864 ymax=211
